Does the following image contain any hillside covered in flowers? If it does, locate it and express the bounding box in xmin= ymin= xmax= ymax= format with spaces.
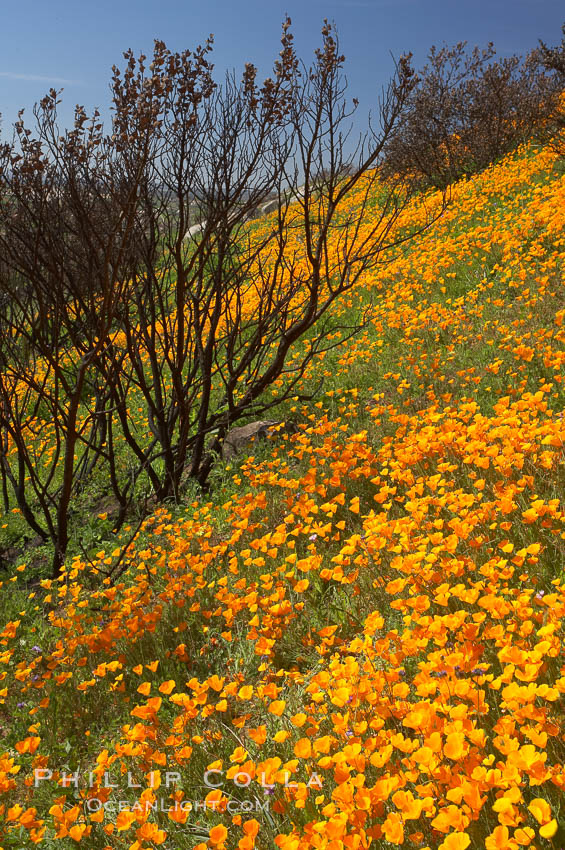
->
xmin=0 ymin=139 xmax=564 ymax=849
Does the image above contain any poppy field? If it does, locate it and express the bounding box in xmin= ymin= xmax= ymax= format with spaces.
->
xmin=0 ymin=138 xmax=564 ymax=849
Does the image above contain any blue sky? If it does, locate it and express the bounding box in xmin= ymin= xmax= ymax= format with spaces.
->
xmin=1 ymin=0 xmax=564 ymax=134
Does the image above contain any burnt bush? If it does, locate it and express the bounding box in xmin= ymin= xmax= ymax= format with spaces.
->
xmin=383 ymin=40 xmax=562 ymax=189
xmin=537 ymin=22 xmax=565 ymax=154
xmin=0 ymin=21 xmax=441 ymax=575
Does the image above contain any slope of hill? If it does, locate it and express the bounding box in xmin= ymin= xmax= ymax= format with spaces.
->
xmin=0 ymin=142 xmax=564 ymax=849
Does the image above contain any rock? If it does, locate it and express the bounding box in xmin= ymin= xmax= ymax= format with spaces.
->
xmin=260 ymin=199 xmax=280 ymax=216
xmin=184 ymin=220 xmax=206 ymax=240
xmin=222 ymin=420 xmax=297 ymax=460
